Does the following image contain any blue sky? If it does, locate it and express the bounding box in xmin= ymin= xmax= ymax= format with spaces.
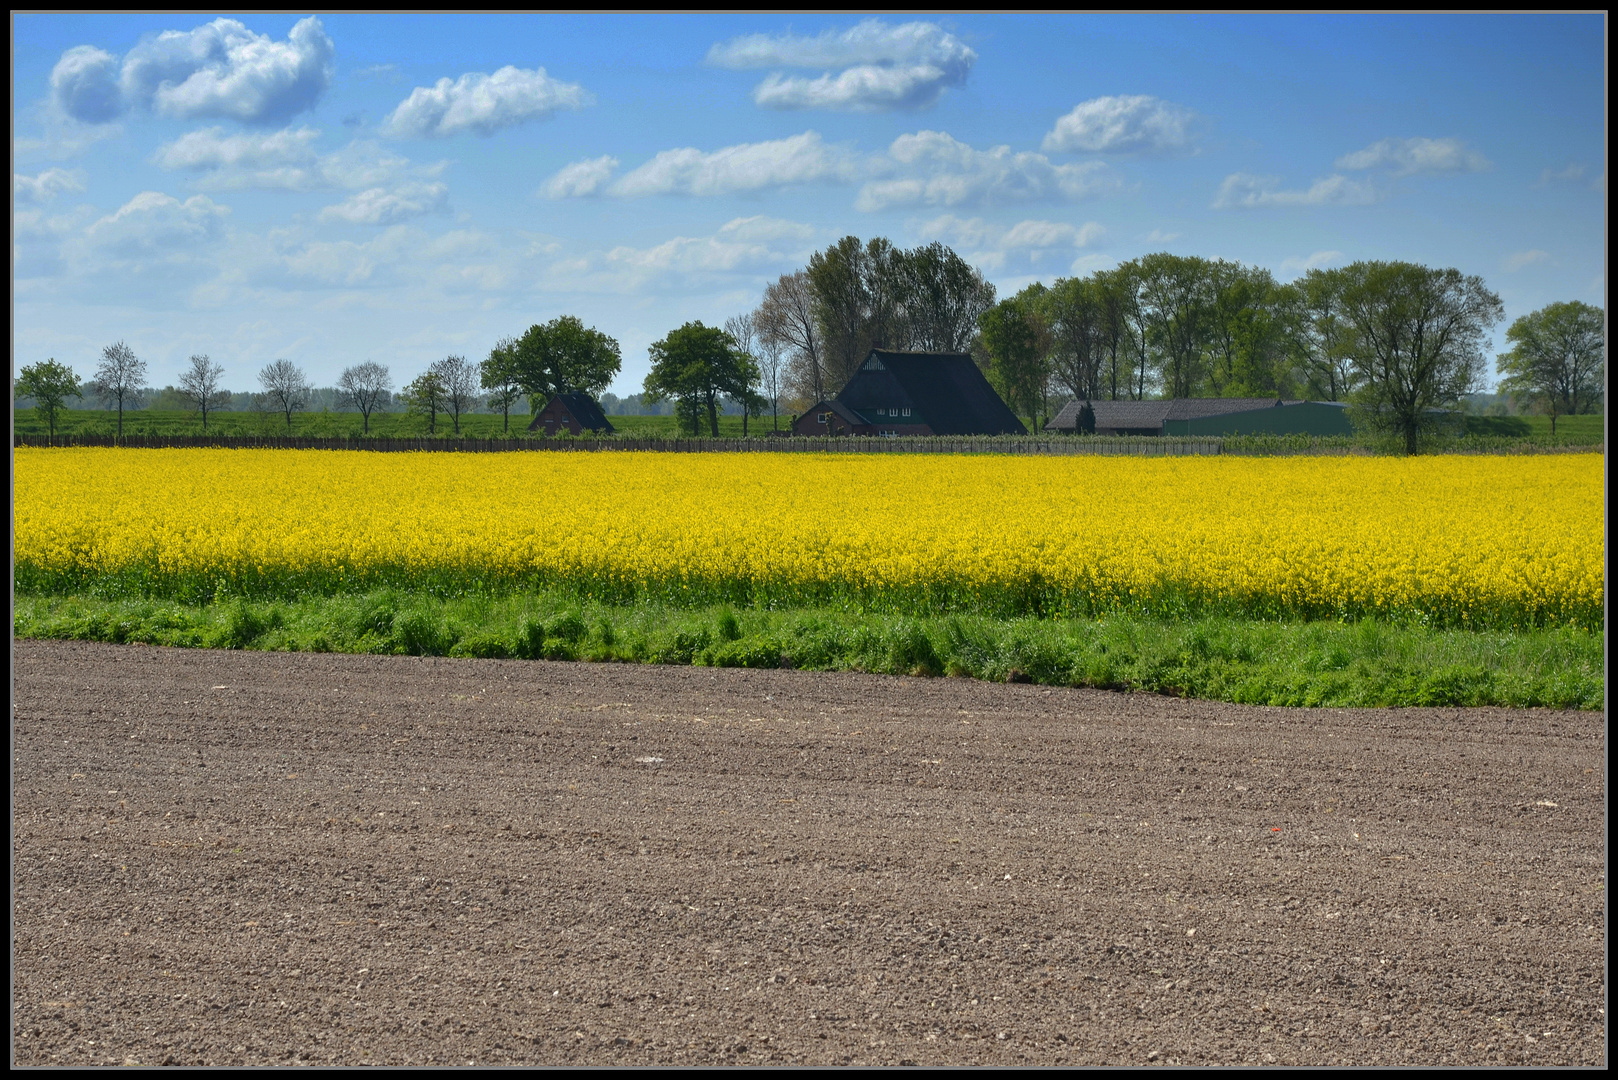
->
xmin=13 ymin=13 xmax=1606 ymax=396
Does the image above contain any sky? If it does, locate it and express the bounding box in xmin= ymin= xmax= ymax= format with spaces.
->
xmin=12 ymin=13 xmax=1607 ymax=396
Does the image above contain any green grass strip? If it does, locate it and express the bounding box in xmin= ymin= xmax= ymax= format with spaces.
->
xmin=14 ymin=591 xmax=1602 ymax=710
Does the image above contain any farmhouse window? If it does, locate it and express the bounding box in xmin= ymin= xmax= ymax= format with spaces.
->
xmin=902 ymin=407 xmax=911 ymax=416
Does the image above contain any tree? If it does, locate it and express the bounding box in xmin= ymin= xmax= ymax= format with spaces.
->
xmin=753 ymin=326 xmax=787 ymax=431
xmin=513 ymin=315 xmax=621 ymax=412
xmin=481 ymin=336 xmax=523 ymax=432
xmin=1042 ymin=275 xmax=1104 ymax=403
xmin=1285 ymin=269 xmax=1359 ymax=402
xmin=401 ymin=370 xmax=446 ymax=434
xmin=644 ymin=322 xmax=759 ymax=436
xmin=431 ymin=354 xmax=480 ymax=434
xmin=758 ymin=270 xmax=825 ymax=406
xmin=176 ymin=354 xmax=230 ymax=431
xmin=1092 ymin=266 xmax=1143 ymax=401
xmin=1337 ymin=261 xmax=1504 ymax=454
xmin=979 ymin=287 xmax=1052 ymax=428
xmin=16 ymin=359 xmax=82 ymax=439
xmin=91 ymin=341 xmax=147 ymax=438
xmin=902 ymin=241 xmax=996 ymax=353
xmin=336 ymin=361 xmax=392 ymax=434
xmin=1134 ymin=253 xmax=1216 ymax=399
xmin=1075 ymin=399 xmax=1096 ymax=435
xmin=257 ymin=359 xmax=311 ymax=432
xmin=1496 ymin=301 xmax=1605 ymax=434
xmin=808 ymin=235 xmax=872 ymax=394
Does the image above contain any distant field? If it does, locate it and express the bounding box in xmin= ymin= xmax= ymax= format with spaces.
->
xmin=13 ymin=407 xmax=1601 ymax=444
xmin=10 ymin=408 xmax=784 ymax=440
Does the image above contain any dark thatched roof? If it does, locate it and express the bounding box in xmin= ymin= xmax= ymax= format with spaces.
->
xmin=839 ymin=350 xmax=1026 ymax=435
xmin=528 ymin=391 xmax=614 ymax=433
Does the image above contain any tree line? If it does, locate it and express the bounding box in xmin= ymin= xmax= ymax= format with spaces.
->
xmin=16 ymin=240 xmax=1604 ymax=453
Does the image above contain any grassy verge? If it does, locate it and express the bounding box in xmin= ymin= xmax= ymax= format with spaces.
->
xmin=14 ymin=591 xmax=1602 ymax=709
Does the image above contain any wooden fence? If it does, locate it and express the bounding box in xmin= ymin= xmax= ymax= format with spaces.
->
xmin=13 ymin=432 xmax=1230 ymax=456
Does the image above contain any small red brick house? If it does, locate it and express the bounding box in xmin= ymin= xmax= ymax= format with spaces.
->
xmin=528 ymin=391 xmax=615 ymax=436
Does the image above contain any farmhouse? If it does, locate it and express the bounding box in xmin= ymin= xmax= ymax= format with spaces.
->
xmin=528 ymin=392 xmax=616 ymax=436
xmin=1046 ymin=397 xmax=1355 ymax=437
xmin=792 ymin=349 xmax=1028 ymax=437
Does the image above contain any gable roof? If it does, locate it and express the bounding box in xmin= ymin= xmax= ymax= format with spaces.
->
xmin=845 ymin=350 xmax=1026 ymax=435
xmin=803 ymin=398 xmax=872 ymax=428
xmin=547 ymin=391 xmax=615 ymax=432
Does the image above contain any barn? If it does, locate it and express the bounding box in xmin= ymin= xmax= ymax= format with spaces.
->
xmin=528 ymin=392 xmax=616 ymax=436
xmin=791 ymin=350 xmax=1027 ymax=437
xmin=1046 ymin=398 xmax=1355 ymax=437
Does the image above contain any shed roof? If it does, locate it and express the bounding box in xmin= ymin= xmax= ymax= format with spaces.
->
xmin=531 ymin=391 xmax=615 ymax=432
xmin=1048 ymin=397 xmax=1286 ymax=431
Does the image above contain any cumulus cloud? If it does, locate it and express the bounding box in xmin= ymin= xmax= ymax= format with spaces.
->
xmin=49 ymin=46 xmax=124 ymax=123
xmin=920 ymin=214 xmax=1102 ymax=269
xmin=14 ymin=168 xmax=87 ymax=205
xmin=49 ymin=18 xmax=333 ymax=126
xmin=540 ymin=155 xmax=618 ymax=199
xmin=383 ymin=66 xmax=590 ymax=138
xmin=708 ymin=19 xmax=975 ymax=111
xmin=318 ymin=182 xmax=450 ymax=225
xmin=1213 ymin=172 xmax=1375 ymax=209
xmin=1335 ymin=137 xmax=1489 ymax=176
xmin=1042 ymin=95 xmax=1196 ymax=155
xmin=607 ymin=132 xmax=858 ymax=197
xmin=1503 ymin=249 xmax=1550 ymax=272
xmin=1144 ymin=228 xmax=1180 ymax=243
xmin=856 ymin=131 xmax=1119 ymax=211
xmin=1280 ymin=250 xmax=1346 ymax=274
xmin=80 ymin=191 xmax=229 ymax=258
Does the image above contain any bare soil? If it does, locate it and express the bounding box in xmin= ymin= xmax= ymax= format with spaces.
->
xmin=12 ymin=641 xmax=1606 ymax=1066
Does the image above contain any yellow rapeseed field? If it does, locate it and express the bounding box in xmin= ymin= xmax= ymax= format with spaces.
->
xmin=12 ymin=448 xmax=1605 ymax=628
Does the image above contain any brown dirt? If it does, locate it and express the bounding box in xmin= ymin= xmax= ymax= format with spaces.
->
xmin=12 ymin=640 xmax=1606 ymax=1066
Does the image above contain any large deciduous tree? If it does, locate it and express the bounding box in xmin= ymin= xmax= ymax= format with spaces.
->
xmin=481 ymin=337 xmax=523 ymax=432
xmin=1496 ymin=300 xmax=1605 ymax=434
xmin=401 ymin=370 xmax=446 ymax=434
xmin=1337 ymin=261 xmax=1503 ymax=455
xmin=757 ymin=270 xmax=824 ymax=407
xmin=177 ymin=354 xmax=230 ymax=431
xmin=257 ymin=359 xmax=311 ymax=432
xmin=643 ymin=322 xmax=760 ymax=436
xmin=431 ymin=354 xmax=480 ymax=434
xmin=513 ymin=316 xmax=621 ymax=412
xmin=91 ymin=341 xmax=147 ymax=438
xmin=16 ymin=358 xmax=82 ymax=440
xmin=336 ymin=361 xmax=393 ymax=434
xmin=979 ymin=287 xmax=1052 ymax=429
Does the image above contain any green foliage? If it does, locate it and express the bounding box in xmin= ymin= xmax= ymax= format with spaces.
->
xmin=14 ymin=592 xmax=1602 ymax=710
xmin=978 ymin=287 xmax=1049 ymax=428
xmin=1496 ymin=300 xmax=1606 ymax=433
xmin=514 ymin=316 xmax=622 ymax=410
xmin=15 ymin=358 xmax=83 ymax=439
xmin=399 ymin=371 xmax=446 ymax=434
xmin=643 ymin=321 xmax=760 ymax=436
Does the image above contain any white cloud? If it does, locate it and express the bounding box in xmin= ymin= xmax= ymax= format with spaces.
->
xmin=1537 ymin=163 xmax=1587 ymax=185
xmin=716 ymin=215 xmax=817 ymax=243
xmin=14 ymin=168 xmax=87 ymax=205
xmin=383 ymin=66 xmax=590 ymax=138
xmin=117 ymin=17 xmax=334 ymax=125
xmin=1280 ymin=250 xmax=1346 ymax=274
xmin=857 ymin=130 xmax=1119 ymax=211
xmin=1335 ymin=137 xmax=1489 ymax=176
xmin=80 ymin=191 xmax=229 ymax=258
xmin=152 ymin=125 xmax=320 ymax=171
xmin=708 ymin=19 xmax=975 ymax=111
xmin=920 ymin=214 xmax=1102 ymax=269
xmin=1144 ymin=228 xmax=1180 ymax=243
xmin=1213 ymin=172 xmax=1376 ymax=209
xmin=318 ymin=182 xmax=450 ymax=225
xmin=151 ymin=129 xmax=432 ymax=193
xmin=540 ymin=155 xmax=618 ymax=199
xmin=608 ymin=132 xmax=857 ymax=197
xmin=604 ymin=235 xmax=777 ymax=274
xmin=1042 ymin=95 xmax=1196 ymax=155
xmin=49 ymin=45 xmax=124 ymax=123
xmin=1503 ymin=249 xmax=1550 ymax=272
